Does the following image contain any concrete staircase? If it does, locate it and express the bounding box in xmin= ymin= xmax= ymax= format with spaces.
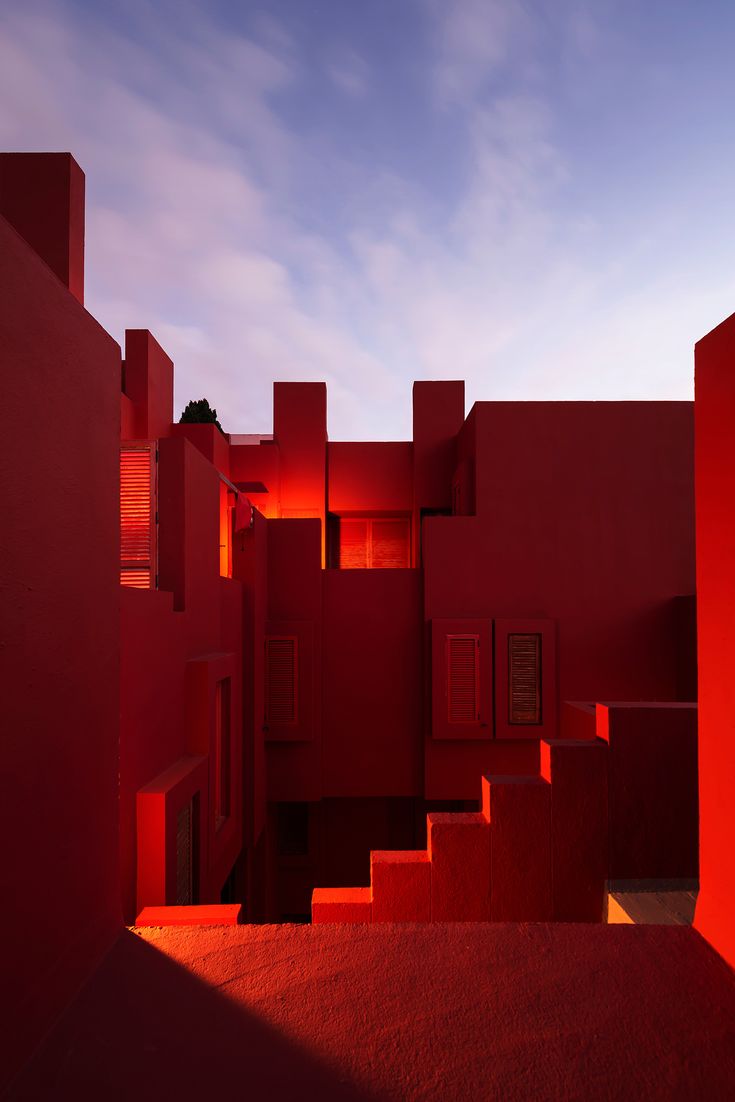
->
xmin=312 ymin=738 xmax=608 ymax=923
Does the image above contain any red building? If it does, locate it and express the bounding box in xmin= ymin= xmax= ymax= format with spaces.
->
xmin=2 ymin=153 xmax=733 ymax=1099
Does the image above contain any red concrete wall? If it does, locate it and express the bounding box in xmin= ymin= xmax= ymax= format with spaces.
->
xmin=328 ymin=442 xmax=413 ymax=514
xmin=265 ymin=521 xmax=323 ymax=809
xmin=171 ymin=422 xmax=231 ymax=476
xmin=232 ymin=512 xmax=268 ymax=852
xmin=230 ymin=441 xmax=280 ymax=518
xmin=0 ymin=211 xmax=120 ymax=1087
xmin=123 ymin=329 xmax=174 ymax=442
xmin=120 ymin=416 xmax=256 ymax=917
xmin=158 ymin=436 xmax=221 ymax=654
xmin=412 ymin=380 xmax=464 ymax=512
xmin=0 ymin=152 xmax=85 ymax=303
xmin=273 ymin=383 xmax=326 ymax=557
xmin=694 ymin=313 xmax=735 ymax=969
xmin=423 ymin=401 xmax=695 ymax=796
xmin=424 ymin=739 xmax=540 ymax=801
xmin=120 ymin=588 xmax=186 ymax=921
xmin=322 ymin=570 xmax=423 ymax=798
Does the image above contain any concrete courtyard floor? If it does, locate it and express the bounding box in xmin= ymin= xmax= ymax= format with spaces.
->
xmin=9 ymin=922 xmax=735 ymax=1101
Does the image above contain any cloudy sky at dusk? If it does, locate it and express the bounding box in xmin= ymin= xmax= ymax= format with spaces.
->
xmin=2 ymin=0 xmax=734 ymax=438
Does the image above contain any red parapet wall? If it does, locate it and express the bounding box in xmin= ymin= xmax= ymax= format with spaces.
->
xmin=136 ymin=755 xmax=209 ymax=913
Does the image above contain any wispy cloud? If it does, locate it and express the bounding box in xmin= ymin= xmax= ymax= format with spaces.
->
xmin=327 ymin=48 xmax=371 ymax=99
xmin=427 ymin=0 xmax=531 ymax=108
xmin=1 ymin=0 xmax=733 ymax=439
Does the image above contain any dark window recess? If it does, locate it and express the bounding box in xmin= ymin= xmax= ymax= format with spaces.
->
xmin=327 ymin=513 xmax=341 ymax=569
xmin=281 ymin=913 xmax=311 ymax=924
xmin=277 ymin=802 xmax=309 ymax=856
xmin=508 ymin=633 xmax=542 ymax=724
xmin=447 ymin=634 xmax=480 ymax=723
xmin=265 ymin=637 xmax=297 ymax=725
xmin=175 ymin=801 xmax=193 ymax=905
xmin=215 ymin=678 xmax=231 ymax=826
xmin=220 ymin=862 xmax=238 ymax=905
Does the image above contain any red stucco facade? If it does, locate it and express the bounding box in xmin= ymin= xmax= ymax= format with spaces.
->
xmin=2 ymin=152 xmax=733 ymax=1097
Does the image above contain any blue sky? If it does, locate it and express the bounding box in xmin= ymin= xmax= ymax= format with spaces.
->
xmin=2 ymin=0 xmax=735 ymax=438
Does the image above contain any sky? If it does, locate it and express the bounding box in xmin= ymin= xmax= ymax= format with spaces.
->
xmin=2 ymin=0 xmax=735 ymax=439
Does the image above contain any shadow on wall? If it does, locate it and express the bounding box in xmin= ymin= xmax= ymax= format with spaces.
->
xmin=8 ymin=931 xmax=382 ymax=1102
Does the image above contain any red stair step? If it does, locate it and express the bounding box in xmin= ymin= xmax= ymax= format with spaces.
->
xmin=541 ymin=738 xmax=609 ymax=921
xmin=371 ymin=850 xmax=431 ymax=923
xmin=428 ymin=812 xmax=491 ymax=921
xmin=483 ymin=775 xmax=553 ymax=921
xmin=311 ymin=887 xmax=372 ymax=924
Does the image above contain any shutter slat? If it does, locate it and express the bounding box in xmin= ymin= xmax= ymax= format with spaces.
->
xmin=509 ymin=633 xmax=541 ymax=724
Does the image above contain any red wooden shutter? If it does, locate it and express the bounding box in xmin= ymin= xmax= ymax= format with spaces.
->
xmin=120 ymin=443 xmax=156 ymax=588
xmin=371 ymin=519 xmax=410 ymax=568
xmin=266 ymin=636 xmax=298 ymax=725
xmin=447 ymin=634 xmax=480 ymax=723
xmin=339 ymin=520 xmax=369 ymax=568
xmin=508 ymin=633 xmax=542 ymax=724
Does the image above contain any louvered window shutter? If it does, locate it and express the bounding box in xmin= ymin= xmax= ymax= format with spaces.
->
xmin=371 ymin=519 xmax=411 ymax=568
xmin=447 ymin=635 xmax=480 ymax=723
xmin=508 ymin=633 xmax=542 ymax=724
xmin=120 ymin=443 xmax=156 ymax=588
xmin=339 ymin=519 xmax=369 ymax=568
xmin=265 ymin=636 xmax=298 ymax=725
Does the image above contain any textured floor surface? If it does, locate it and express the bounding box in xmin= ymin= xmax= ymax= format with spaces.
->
xmin=9 ymin=922 xmax=735 ymax=1101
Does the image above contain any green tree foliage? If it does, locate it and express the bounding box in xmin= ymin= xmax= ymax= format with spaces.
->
xmin=179 ymin=398 xmax=223 ymax=432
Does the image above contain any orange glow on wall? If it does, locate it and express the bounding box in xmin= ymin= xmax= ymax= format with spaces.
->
xmin=120 ymin=442 xmax=156 ymax=588
xmin=219 ymin=481 xmax=233 ymax=578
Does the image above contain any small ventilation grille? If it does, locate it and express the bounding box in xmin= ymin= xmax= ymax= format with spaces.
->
xmin=266 ymin=637 xmax=297 ymax=725
xmin=447 ymin=635 xmax=480 ymax=723
xmin=120 ymin=444 xmax=155 ymax=588
xmin=509 ymin=633 xmax=542 ymax=724
xmin=175 ymin=801 xmax=193 ymax=905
